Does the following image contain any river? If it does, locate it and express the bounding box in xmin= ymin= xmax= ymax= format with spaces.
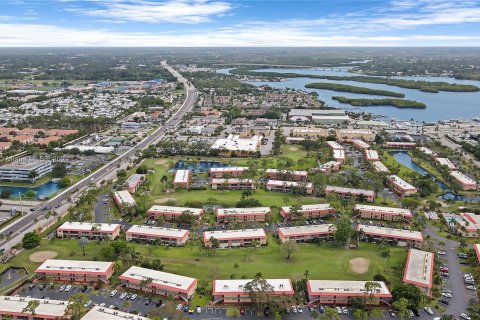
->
xmin=217 ymin=67 xmax=480 ymax=122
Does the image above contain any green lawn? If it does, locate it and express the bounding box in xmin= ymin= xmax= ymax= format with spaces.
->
xmin=279 ymin=145 xmax=310 ymax=162
xmin=5 ymin=238 xmax=407 ymax=289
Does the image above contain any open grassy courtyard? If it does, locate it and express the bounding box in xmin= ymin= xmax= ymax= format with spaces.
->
xmin=6 ymin=237 xmax=407 ymax=290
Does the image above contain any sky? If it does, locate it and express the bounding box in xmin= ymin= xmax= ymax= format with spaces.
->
xmin=0 ymin=0 xmax=480 ymax=47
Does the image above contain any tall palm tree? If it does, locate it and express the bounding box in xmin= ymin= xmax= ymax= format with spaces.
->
xmin=78 ymin=237 xmax=89 ymax=256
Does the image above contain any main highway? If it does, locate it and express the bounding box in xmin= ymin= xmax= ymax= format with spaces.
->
xmin=0 ymin=61 xmax=198 ymax=251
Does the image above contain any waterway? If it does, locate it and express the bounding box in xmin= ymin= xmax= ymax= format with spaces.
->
xmin=0 ymin=180 xmax=61 ymax=199
xmin=390 ymin=151 xmax=480 ymax=202
xmin=170 ymin=160 xmax=233 ymax=173
xmin=217 ymin=67 xmax=480 ymax=122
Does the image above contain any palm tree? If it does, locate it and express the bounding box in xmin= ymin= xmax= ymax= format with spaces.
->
xmin=78 ymin=237 xmax=89 ymax=256
xmin=304 ymin=270 xmax=310 ymax=280
xmin=22 ymin=299 xmax=40 ymax=316
xmin=380 ymin=249 xmax=391 ymax=272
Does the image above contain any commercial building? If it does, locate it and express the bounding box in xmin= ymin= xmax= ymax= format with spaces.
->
xmin=372 ymin=161 xmax=390 ymax=173
xmin=119 ymin=266 xmax=197 ymax=302
xmin=212 ymin=279 xmax=294 ymax=304
xmin=313 ymin=115 xmax=350 ymax=124
xmin=147 ymin=205 xmax=203 ymax=221
xmin=450 ymin=171 xmax=477 ymax=190
xmin=216 ymin=207 xmax=271 ymax=223
xmin=383 ymin=142 xmax=416 ymax=149
xmin=266 ymin=180 xmax=313 ymax=195
xmin=364 ymin=149 xmax=380 ymax=161
xmin=81 ymin=306 xmax=150 ymax=320
xmin=265 ymin=169 xmax=308 ymax=181
xmin=112 ymin=190 xmax=136 ymax=211
xmin=278 ymin=224 xmax=336 ymax=243
xmin=290 ymin=127 xmax=329 ymax=138
xmin=332 ymin=149 xmax=346 ymax=162
xmin=35 ymin=259 xmax=114 ymax=283
xmin=280 ymin=204 xmax=335 ymax=220
xmin=0 ymin=296 xmax=69 ymax=320
xmin=403 ymin=249 xmax=434 ymax=297
xmin=125 ymin=174 xmax=145 ymax=193
xmin=336 ymin=129 xmax=375 ymax=142
xmin=387 ymin=175 xmax=417 ymax=197
xmin=126 ymin=225 xmax=190 ymax=246
xmin=288 ymin=109 xmax=347 ymax=122
xmin=357 ymin=224 xmax=423 ymax=248
xmin=203 ymin=229 xmax=267 ymax=248
xmin=210 ymin=134 xmax=262 ymax=157
xmin=352 ymin=139 xmax=371 ymax=150
xmin=354 ymin=205 xmax=412 ymax=222
xmin=324 ymin=186 xmax=376 ymax=202
xmin=209 ymin=167 xmax=248 ymax=178
xmin=63 ymin=145 xmax=114 ymax=154
xmin=56 ymin=222 xmax=121 ymax=240
xmin=173 ymin=169 xmax=190 ymax=190
xmin=318 ymin=161 xmax=342 ymax=174
xmin=0 ymin=158 xmax=52 ymax=182
xmin=210 ymin=178 xmax=255 ymax=190
xmin=306 ymin=280 xmax=391 ymax=306
xmin=435 ymin=158 xmax=457 ymax=170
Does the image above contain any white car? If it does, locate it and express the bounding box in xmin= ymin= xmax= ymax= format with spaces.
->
xmin=291 ymin=306 xmax=298 ymax=314
xmin=99 ymin=303 xmax=106 ymax=307
xmin=336 ymin=307 xmax=342 ymax=314
xmin=176 ymin=304 xmax=183 ymax=310
xmin=110 ymin=290 xmax=118 ymax=297
xmin=424 ymin=307 xmax=434 ymax=315
xmin=59 ymin=285 xmax=66 ymax=292
xmin=442 ymin=292 xmax=453 ymax=298
xmin=64 ymin=285 xmax=72 ymax=292
xmin=297 ymin=306 xmax=303 ymax=313
xmin=119 ymin=293 xmax=127 ymax=300
xmin=460 ymin=314 xmax=471 ymax=320
xmin=466 ymin=285 xmax=476 ymax=291
xmin=109 ymin=305 xmax=115 ymax=309
xmin=437 ymin=250 xmax=446 ymax=256
xmin=196 ymin=307 xmax=201 ymax=314
xmin=342 ymin=307 xmax=348 ymax=314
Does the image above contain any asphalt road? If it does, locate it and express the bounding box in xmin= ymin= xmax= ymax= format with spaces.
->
xmin=0 ymin=61 xmax=197 ymax=251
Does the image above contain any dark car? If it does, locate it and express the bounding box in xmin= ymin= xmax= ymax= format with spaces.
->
xmin=81 ymin=286 xmax=88 ymax=293
xmin=39 ymin=284 xmax=47 ymax=291
xmin=410 ymin=308 xmax=420 ymax=317
xmin=144 ymin=298 xmax=152 ymax=306
xmin=240 ymin=307 xmax=246 ymax=316
xmin=182 ymin=305 xmax=189 ymax=312
xmin=155 ymin=300 xmax=163 ymax=307
xmin=264 ymin=307 xmax=270 ymax=317
xmin=28 ymin=283 xmax=36 ymax=290
xmin=439 ymin=299 xmax=450 ymax=305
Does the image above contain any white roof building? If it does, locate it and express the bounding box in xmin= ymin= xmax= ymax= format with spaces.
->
xmin=203 ymin=228 xmax=267 ymax=241
xmin=36 ymin=259 xmax=113 ymax=275
xmin=450 ymin=171 xmax=477 ymax=186
xmin=0 ymin=296 xmax=69 ymax=319
xmin=403 ymin=249 xmax=434 ymax=290
xmin=57 ymin=221 xmax=120 ymax=233
xmin=213 ymin=279 xmax=294 ymax=295
xmin=126 ymin=225 xmax=189 ymax=239
xmin=119 ymin=266 xmax=197 ymax=293
xmin=357 ymin=224 xmax=423 ymax=242
xmin=62 ymin=145 xmax=114 ymax=154
xmin=82 ymin=306 xmax=150 ymax=320
xmin=307 ymin=280 xmax=391 ymax=297
xmin=354 ymin=204 xmax=413 ymax=219
xmin=112 ymin=190 xmax=136 ymax=206
xmin=417 ymin=147 xmax=436 ymax=156
xmin=174 ymin=169 xmax=190 ymax=184
xmin=211 ymin=134 xmax=262 ymax=152
xmin=365 ymin=149 xmax=380 ymax=161
xmin=372 ymin=161 xmax=390 ymax=173
xmin=147 ymin=205 xmax=203 ymax=216
xmin=217 ymin=207 xmax=271 ymax=216
xmin=281 ymin=203 xmax=334 ymax=213
xmin=326 ymin=141 xmax=344 ymax=150
xmin=278 ymin=224 xmax=336 ymax=237
xmin=435 ymin=158 xmax=457 ymax=170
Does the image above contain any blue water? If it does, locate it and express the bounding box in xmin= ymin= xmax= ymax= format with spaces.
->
xmin=170 ymin=161 xmax=233 ymax=173
xmin=390 ymin=151 xmax=479 ymax=202
xmin=218 ymin=67 xmax=480 ymax=122
xmin=0 ymin=181 xmax=61 ymax=199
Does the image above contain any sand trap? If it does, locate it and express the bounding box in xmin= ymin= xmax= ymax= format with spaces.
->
xmin=287 ymin=146 xmax=299 ymax=151
xmin=155 ymin=159 xmax=168 ymax=165
xmin=29 ymin=251 xmax=58 ymax=263
xmin=154 ymin=198 xmax=176 ymax=204
xmin=349 ymin=257 xmax=370 ymax=274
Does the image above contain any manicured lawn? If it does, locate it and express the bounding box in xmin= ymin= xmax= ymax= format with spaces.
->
xmin=7 ymin=238 xmax=407 ymax=289
xmin=279 ymin=145 xmax=310 ymax=162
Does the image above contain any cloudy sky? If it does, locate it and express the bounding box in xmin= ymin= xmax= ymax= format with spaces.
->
xmin=1 ymin=0 xmax=480 ymax=46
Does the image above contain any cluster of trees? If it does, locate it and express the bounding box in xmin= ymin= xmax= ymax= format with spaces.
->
xmin=305 ymin=82 xmax=405 ymax=97
xmin=332 ymin=96 xmax=427 ymax=109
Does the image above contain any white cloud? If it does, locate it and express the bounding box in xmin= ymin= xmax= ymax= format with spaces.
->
xmin=0 ymin=22 xmax=479 ymax=47
xmin=70 ymin=0 xmax=233 ymax=23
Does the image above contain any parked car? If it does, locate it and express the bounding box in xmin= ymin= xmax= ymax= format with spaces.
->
xmin=130 ymin=294 xmax=138 ymax=301
xmin=110 ymin=290 xmax=118 ymax=297
xmin=28 ymin=284 xmax=36 ymax=290
xmin=336 ymin=307 xmax=342 ymax=314
xmin=84 ymin=301 xmax=93 ymax=308
xmin=99 ymin=303 xmax=106 ymax=307
xmin=144 ymin=298 xmax=152 ymax=306
xmin=437 ymin=250 xmax=446 ymax=256
xmin=424 ymin=307 xmax=434 ymax=315
xmin=59 ymin=285 xmax=66 ymax=292
xmin=240 ymin=307 xmax=246 ymax=315
xmin=65 ymin=285 xmax=72 ymax=292
xmin=442 ymin=292 xmax=453 ymax=298
xmin=291 ymin=306 xmax=298 ymax=314
xmin=441 ymin=272 xmax=450 ymax=278
xmin=342 ymin=307 xmax=348 ymax=315
xmin=466 ymin=285 xmax=477 ymax=291
xmin=264 ymin=307 xmax=270 ymax=316
xmin=119 ymin=293 xmax=127 ymax=300
xmin=460 ymin=314 xmax=472 ymax=320
xmin=196 ymin=307 xmax=202 ymax=314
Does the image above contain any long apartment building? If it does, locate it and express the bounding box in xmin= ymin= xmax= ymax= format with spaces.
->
xmin=173 ymin=169 xmax=190 ymax=190
xmin=353 ymin=204 xmax=413 ymax=222
xmin=125 ymin=173 xmax=145 ymax=193
xmin=351 ymin=139 xmax=371 ymax=150
xmin=0 ymin=296 xmax=69 ymax=320
xmin=372 ymin=161 xmax=390 ymax=173
xmin=210 ymin=178 xmax=255 ymax=190
xmin=216 ymin=207 xmax=270 ymax=223
xmin=474 ymin=244 xmax=480 ymax=264
xmin=0 ymin=158 xmax=52 ymax=182
xmin=336 ymin=129 xmax=375 ymax=142
xmin=324 ymin=186 xmax=376 ymax=202
xmin=266 ymin=180 xmax=313 ymax=195
xmin=119 ymin=266 xmax=197 ymax=302
xmin=209 ymin=167 xmax=248 ymax=178
xmin=265 ymin=169 xmax=308 ymax=181
xmin=112 ymin=190 xmax=136 ymax=211
xmin=278 ymin=224 xmax=336 ymax=243
xmin=212 ymin=279 xmax=294 ymax=304
xmin=147 ymin=205 xmax=203 ymax=221
xmin=318 ymin=161 xmax=342 ymax=174
xmin=35 ymin=259 xmax=114 ymax=283
xmin=450 ymin=171 xmax=478 ymax=190
xmin=81 ymin=306 xmax=150 ymax=320
xmin=457 ymin=212 xmax=480 ymax=237
xmin=306 ymin=280 xmax=391 ymax=306
xmin=357 ymin=224 xmax=423 ymax=248
xmin=126 ymin=225 xmax=190 ymax=246
xmin=56 ymin=222 xmax=121 ymax=240
xmin=403 ymin=249 xmax=434 ymax=297
xmin=203 ymin=229 xmax=267 ymax=248
xmin=365 ymin=149 xmax=380 ymax=161
xmin=280 ymin=204 xmax=335 ymax=220
xmin=387 ymin=175 xmax=417 ymax=197
xmin=435 ymin=157 xmax=457 ymax=170
xmin=383 ymin=141 xmax=416 ymax=149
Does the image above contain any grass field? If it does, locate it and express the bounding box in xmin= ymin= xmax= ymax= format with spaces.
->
xmin=5 ymin=237 xmax=407 ymax=289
